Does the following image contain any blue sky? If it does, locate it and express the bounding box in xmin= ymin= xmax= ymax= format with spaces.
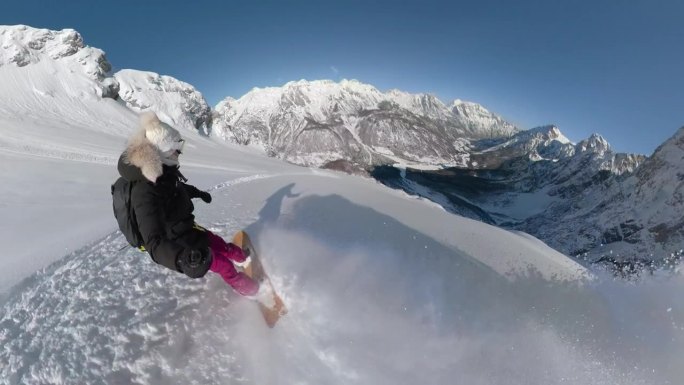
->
xmin=4 ymin=0 xmax=683 ymax=154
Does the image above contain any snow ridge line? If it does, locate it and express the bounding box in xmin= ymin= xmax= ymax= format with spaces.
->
xmin=209 ymin=169 xmax=338 ymax=192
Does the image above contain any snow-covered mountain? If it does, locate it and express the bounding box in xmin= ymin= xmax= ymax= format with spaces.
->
xmin=4 ymin=24 xmax=665 ymax=263
xmin=471 ymin=126 xmax=642 ymax=175
xmin=452 ymin=99 xmax=519 ymax=138
xmin=212 ymin=79 xmax=519 ymax=170
xmin=531 ymin=126 xmax=684 ymax=261
xmin=0 ymin=25 xmax=213 ymax=135
xmin=0 ymin=25 xmax=118 ymax=98
xmin=115 ymin=69 xmax=212 ymax=134
xmin=373 ymin=123 xmax=680 ymax=262
xmin=0 ymin=25 xmax=107 ymax=77
xmin=208 ymin=77 xmax=666 ymax=263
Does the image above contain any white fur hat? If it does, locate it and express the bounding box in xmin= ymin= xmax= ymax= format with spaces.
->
xmin=139 ymin=111 xmax=182 ymax=153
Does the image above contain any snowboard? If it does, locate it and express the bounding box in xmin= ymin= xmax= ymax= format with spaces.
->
xmin=232 ymin=230 xmax=287 ymax=328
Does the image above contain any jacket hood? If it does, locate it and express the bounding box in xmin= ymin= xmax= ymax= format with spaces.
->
xmin=118 ymin=112 xmax=187 ymax=182
xmin=118 ymin=128 xmax=165 ymax=182
xmin=117 ymin=150 xmax=182 ymax=183
xmin=118 ymin=152 xmax=146 ymax=182
xmin=140 ymin=111 xmax=183 ymax=153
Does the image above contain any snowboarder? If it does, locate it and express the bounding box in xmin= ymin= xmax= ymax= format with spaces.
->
xmin=116 ymin=111 xmax=259 ymax=296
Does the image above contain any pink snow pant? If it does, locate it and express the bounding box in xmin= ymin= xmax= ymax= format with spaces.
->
xmin=206 ymin=231 xmax=258 ymax=296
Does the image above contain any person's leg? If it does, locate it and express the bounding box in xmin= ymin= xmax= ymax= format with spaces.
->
xmin=206 ymin=231 xmax=258 ymax=296
xmin=206 ymin=231 xmax=247 ymax=263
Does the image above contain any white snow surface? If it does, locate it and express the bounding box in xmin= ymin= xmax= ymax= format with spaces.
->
xmin=1 ymin=25 xmax=684 ymax=385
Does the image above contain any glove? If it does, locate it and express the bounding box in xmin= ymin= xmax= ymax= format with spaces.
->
xmin=198 ymin=191 xmax=212 ymax=204
xmin=177 ymin=247 xmax=212 ymax=278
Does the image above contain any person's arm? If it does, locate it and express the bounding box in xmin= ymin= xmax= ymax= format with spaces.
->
xmin=182 ymin=183 xmax=211 ymax=203
xmin=131 ymin=184 xmax=186 ymax=271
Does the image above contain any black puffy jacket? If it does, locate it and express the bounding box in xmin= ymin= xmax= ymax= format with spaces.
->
xmin=117 ymin=152 xmax=209 ymax=274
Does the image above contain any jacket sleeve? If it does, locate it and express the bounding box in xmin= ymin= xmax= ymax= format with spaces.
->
xmin=182 ymin=183 xmax=202 ymax=199
xmin=131 ymin=183 xmax=187 ymax=271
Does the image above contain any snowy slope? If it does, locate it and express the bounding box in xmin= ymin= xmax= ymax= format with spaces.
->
xmin=3 ymin=164 xmax=684 ymax=385
xmin=2 ymin=25 xmax=684 ymax=385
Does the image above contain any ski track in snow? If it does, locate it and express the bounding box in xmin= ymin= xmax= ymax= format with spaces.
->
xmin=0 ymin=142 xmax=117 ymax=165
xmin=211 ymin=174 xmax=278 ymax=191
xmin=210 ymin=170 xmax=339 ymax=192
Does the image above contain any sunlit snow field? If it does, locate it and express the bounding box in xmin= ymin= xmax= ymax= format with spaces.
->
xmin=3 ymin=166 xmax=684 ymax=384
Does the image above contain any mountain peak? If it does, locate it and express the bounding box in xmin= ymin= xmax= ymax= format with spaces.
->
xmin=451 ymin=99 xmax=494 ymax=115
xmin=0 ymin=25 xmax=80 ymax=65
xmin=0 ymin=25 xmax=111 ymax=80
xmin=452 ymin=98 xmax=477 ymax=107
xmin=577 ymin=133 xmax=611 ymax=153
xmin=114 ymin=69 xmax=212 ymax=132
xmin=526 ymin=125 xmax=571 ymax=144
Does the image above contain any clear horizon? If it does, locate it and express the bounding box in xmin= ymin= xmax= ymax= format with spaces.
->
xmin=4 ymin=0 xmax=684 ymax=155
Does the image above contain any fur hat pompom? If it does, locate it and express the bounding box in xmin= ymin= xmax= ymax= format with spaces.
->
xmin=140 ymin=111 xmax=182 ymax=153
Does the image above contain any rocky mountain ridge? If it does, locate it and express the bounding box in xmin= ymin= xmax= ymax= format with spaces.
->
xmin=0 ymin=25 xmax=212 ymax=133
xmin=373 ymin=122 xmax=680 ymax=262
xmin=0 ymin=25 xmax=117 ymax=98
xmin=212 ymin=79 xmax=520 ymax=170
xmin=114 ymin=69 xmax=212 ymax=133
